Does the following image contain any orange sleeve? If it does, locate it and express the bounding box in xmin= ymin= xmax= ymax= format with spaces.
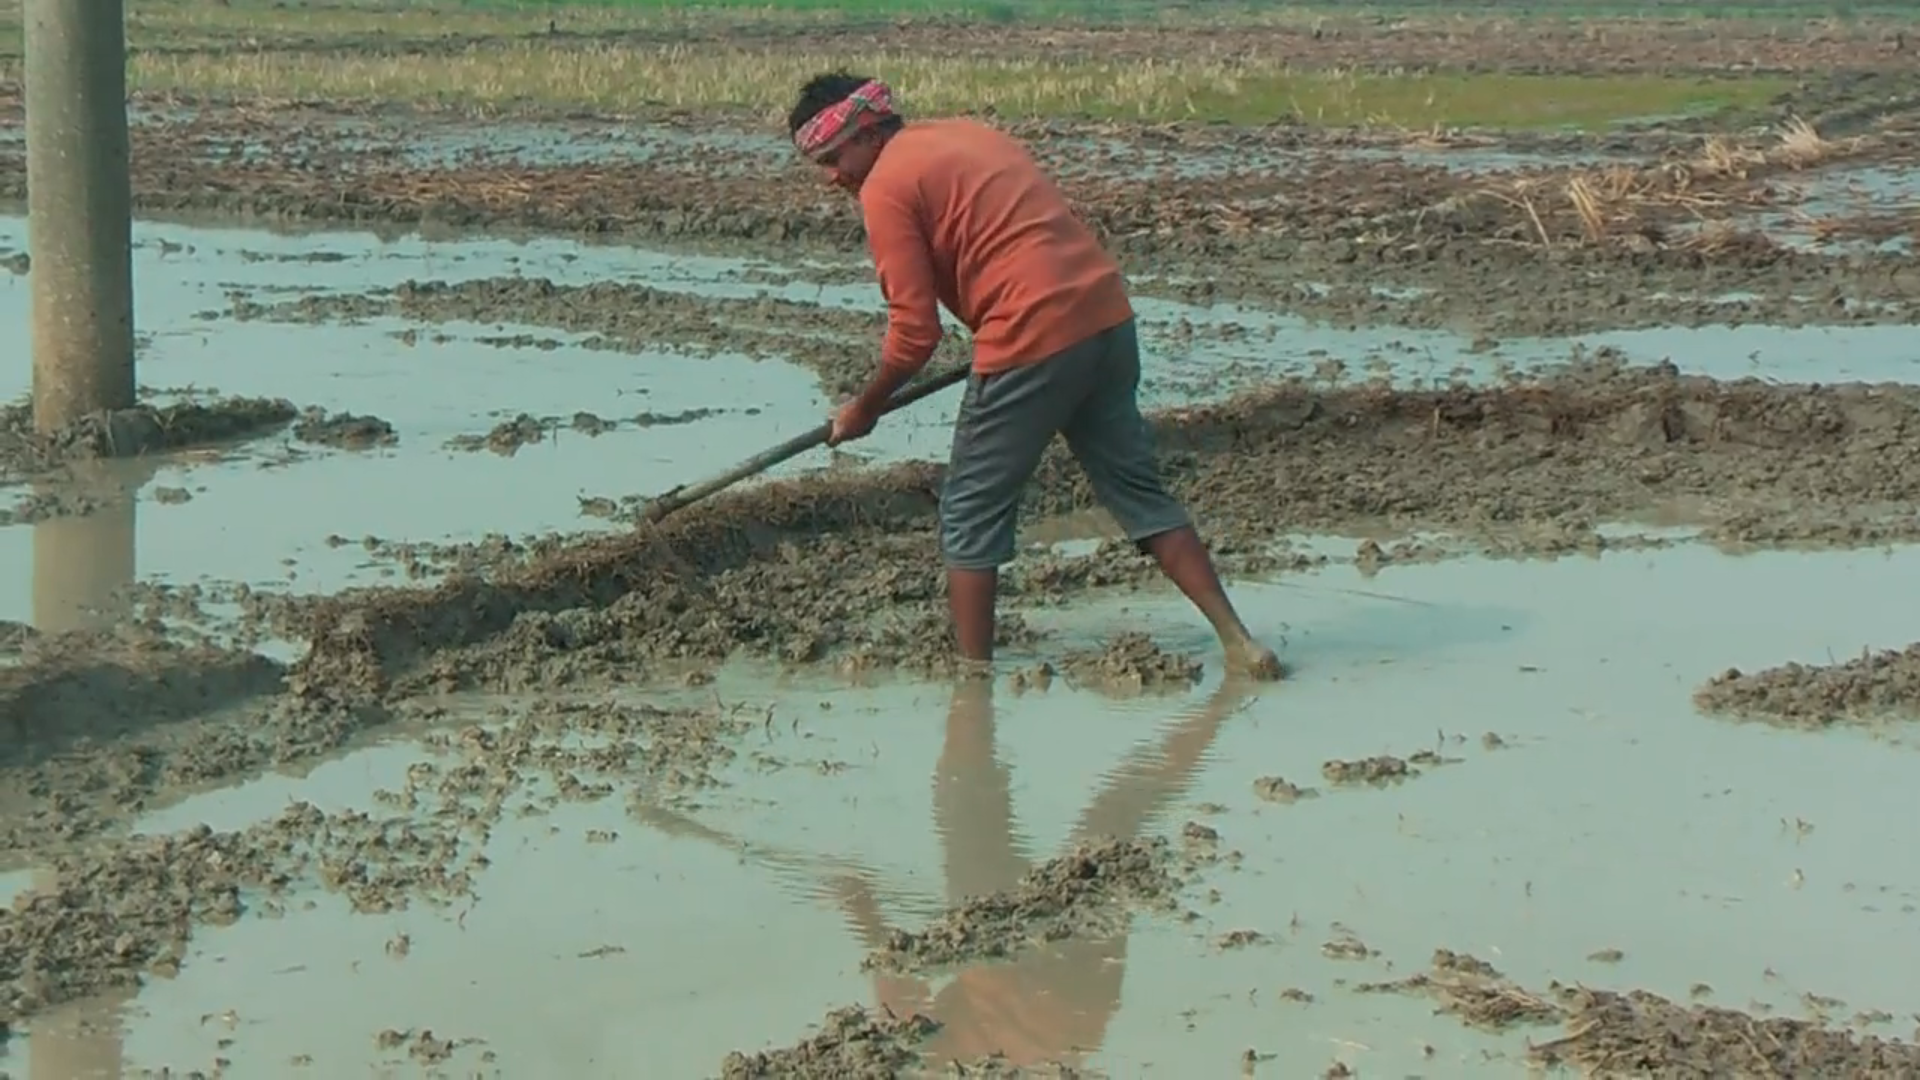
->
xmin=861 ymin=183 xmax=944 ymax=376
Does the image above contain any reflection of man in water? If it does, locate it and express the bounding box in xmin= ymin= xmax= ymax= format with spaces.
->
xmin=833 ymin=675 xmax=1249 ymax=1070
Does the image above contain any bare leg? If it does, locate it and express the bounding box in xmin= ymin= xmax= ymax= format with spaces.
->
xmin=1142 ymin=525 xmax=1283 ymax=680
xmin=948 ymin=567 xmax=998 ymax=663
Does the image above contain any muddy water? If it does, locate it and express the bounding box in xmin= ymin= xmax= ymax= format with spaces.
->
xmin=0 ymin=218 xmax=941 ymax=588
xmin=61 ymin=213 xmax=1909 ymax=413
xmin=4 ymin=207 xmax=1920 ymax=1074
xmin=9 ymin=545 xmax=1920 ymax=1076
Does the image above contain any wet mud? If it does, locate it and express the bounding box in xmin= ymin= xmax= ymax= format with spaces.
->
xmin=0 ymin=673 xmax=389 ymax=860
xmin=0 ymin=395 xmax=298 ymax=478
xmin=863 ymin=837 xmax=1184 ymax=975
xmin=0 ymin=627 xmax=283 ymax=748
xmin=446 ymin=412 xmax=551 ymax=456
xmin=1321 ymin=749 xmax=1458 ymax=786
xmin=2 ymin=64 xmax=1909 ymax=340
xmin=1362 ymin=950 xmax=1920 ymax=1074
xmin=287 ymin=360 xmax=1920 ymax=698
xmin=232 ymin=277 xmax=963 ymax=398
xmin=435 ymin=407 xmax=712 ymax=457
xmin=291 ymin=408 xmax=397 ymax=450
xmin=0 ymin=694 xmax=749 ymax=1026
xmin=719 ymin=1006 xmax=939 ymax=1080
xmin=1252 ymin=776 xmax=1318 ymax=804
xmin=1056 ymin=633 xmax=1203 ymax=695
xmin=221 ymin=243 xmax=1920 ymax=371
xmin=8 ymin=359 xmax=1912 ymax=880
xmin=1694 ymin=642 xmax=1920 ymax=728
xmin=2 ymin=13 xmax=1918 ymax=1064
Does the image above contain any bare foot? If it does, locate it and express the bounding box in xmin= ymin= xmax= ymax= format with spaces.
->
xmin=1227 ymin=639 xmax=1285 ymax=681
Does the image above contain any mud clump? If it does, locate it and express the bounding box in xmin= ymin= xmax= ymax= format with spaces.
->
xmin=1532 ymin=984 xmax=1920 ymax=1075
xmin=1363 ymin=950 xmax=1920 ymax=1073
xmin=374 ymin=1027 xmax=486 ymax=1067
xmin=446 ymin=413 xmax=550 ymax=455
xmin=0 ymin=396 xmax=297 ymax=472
xmin=1693 ymin=642 xmax=1920 ymax=727
xmin=1057 ymin=631 xmax=1203 ymax=694
xmin=1253 ymin=775 xmax=1318 ymax=803
xmin=293 ymin=408 xmax=396 ymax=449
xmin=2 ymin=821 xmax=305 ymax=1022
xmin=720 ymin=1006 xmax=939 ymax=1080
xmin=863 ymin=837 xmax=1180 ymax=975
xmin=1355 ymin=949 xmax=1566 ymax=1030
xmin=1321 ymin=749 xmax=1456 ymax=786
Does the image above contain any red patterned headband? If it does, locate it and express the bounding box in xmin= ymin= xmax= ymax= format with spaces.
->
xmin=794 ymin=79 xmax=895 ymax=161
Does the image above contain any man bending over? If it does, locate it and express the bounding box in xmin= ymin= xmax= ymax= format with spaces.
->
xmin=788 ymin=72 xmax=1281 ymax=680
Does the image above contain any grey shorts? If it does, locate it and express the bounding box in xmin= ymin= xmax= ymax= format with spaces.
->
xmin=940 ymin=317 xmax=1191 ymax=571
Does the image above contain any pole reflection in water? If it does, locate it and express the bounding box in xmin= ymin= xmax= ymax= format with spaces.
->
xmin=30 ymin=460 xmax=143 ymax=634
xmin=26 ymin=459 xmax=151 ymax=1079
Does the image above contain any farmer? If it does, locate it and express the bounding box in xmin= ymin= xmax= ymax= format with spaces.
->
xmin=788 ymin=72 xmax=1282 ymax=679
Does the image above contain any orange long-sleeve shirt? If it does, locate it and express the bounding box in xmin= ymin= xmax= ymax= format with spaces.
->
xmin=858 ymin=119 xmax=1135 ymax=377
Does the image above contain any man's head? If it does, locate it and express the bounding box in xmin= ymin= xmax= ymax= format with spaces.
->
xmin=788 ymin=71 xmax=903 ymax=193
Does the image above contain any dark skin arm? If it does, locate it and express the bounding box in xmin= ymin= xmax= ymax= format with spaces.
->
xmin=830 ymin=362 xmax=920 ymax=446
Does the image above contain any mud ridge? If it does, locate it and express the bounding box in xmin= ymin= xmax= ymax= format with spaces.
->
xmin=290 ymin=362 xmax=1920 ymax=696
xmin=228 ymin=244 xmax=1920 ymax=366
xmin=231 ymin=276 xmax=962 ymax=397
xmin=0 ymin=396 xmax=298 ymax=477
xmin=1694 ymin=642 xmax=1920 ymax=728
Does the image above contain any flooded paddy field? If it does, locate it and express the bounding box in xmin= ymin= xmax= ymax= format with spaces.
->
xmin=3 ymin=1 xmax=1920 ymax=1076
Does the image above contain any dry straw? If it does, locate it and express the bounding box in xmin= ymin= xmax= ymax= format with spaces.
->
xmin=1483 ymin=117 xmax=1864 ymax=248
xmin=117 ymin=37 xmax=1784 ymax=129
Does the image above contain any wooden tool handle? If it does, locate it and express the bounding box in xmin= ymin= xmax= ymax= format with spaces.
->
xmin=640 ymin=363 xmax=970 ymax=523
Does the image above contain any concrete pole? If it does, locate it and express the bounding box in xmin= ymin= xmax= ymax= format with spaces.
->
xmin=24 ymin=0 xmax=136 ymax=434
